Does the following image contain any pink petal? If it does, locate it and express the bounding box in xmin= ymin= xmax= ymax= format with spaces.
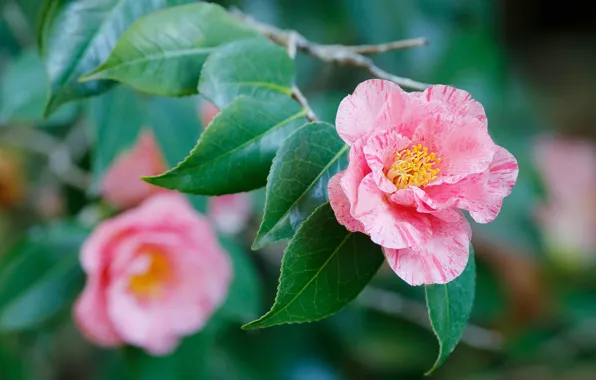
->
xmin=339 ymin=138 xmax=371 ymax=215
xmin=353 ymin=174 xmax=431 ymax=249
xmin=384 ymin=210 xmax=472 ymax=285
xmin=413 ymin=114 xmax=496 ymax=185
xmin=362 ymin=129 xmax=411 ymax=193
xmin=422 ymin=146 xmax=519 ymax=223
xmin=100 ymin=130 xmax=169 ymax=210
xmin=208 ymin=193 xmax=251 ymax=235
xmin=199 ymin=100 xmax=220 ymax=128
xmin=74 ymin=274 xmax=122 ymax=347
xmin=328 ymin=172 xmax=365 ymax=233
xmin=336 ymin=79 xmax=408 ymax=145
xmin=418 ymin=85 xmax=487 ymax=125
xmin=107 ymin=244 xmax=230 ymax=355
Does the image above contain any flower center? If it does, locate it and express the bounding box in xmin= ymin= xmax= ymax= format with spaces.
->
xmin=387 ymin=144 xmax=441 ymax=189
xmin=129 ymin=246 xmax=173 ymax=300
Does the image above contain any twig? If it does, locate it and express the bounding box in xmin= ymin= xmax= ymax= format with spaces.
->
xmin=358 ymin=286 xmax=504 ymax=352
xmin=2 ymin=127 xmax=91 ymax=190
xmin=345 ymin=37 xmax=428 ymax=54
xmin=291 ymin=86 xmax=318 ymax=122
xmin=231 ymin=9 xmax=429 ymax=91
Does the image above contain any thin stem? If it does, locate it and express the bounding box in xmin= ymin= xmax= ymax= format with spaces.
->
xmin=291 ymin=86 xmax=318 ymax=122
xmin=346 ymin=37 xmax=428 ymax=54
xmin=232 ymin=9 xmax=429 ymax=91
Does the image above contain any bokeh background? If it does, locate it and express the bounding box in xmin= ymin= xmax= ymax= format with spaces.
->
xmin=2 ymin=0 xmax=596 ymax=379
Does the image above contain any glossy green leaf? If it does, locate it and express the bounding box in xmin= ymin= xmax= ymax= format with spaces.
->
xmin=254 ymin=121 xmax=348 ymax=250
xmin=0 ymin=50 xmax=77 ymax=126
xmin=145 ymin=96 xmax=307 ymax=195
xmin=0 ymin=222 xmax=88 ymax=331
xmin=81 ymin=2 xmax=260 ymax=96
xmin=218 ymin=237 xmax=262 ymax=323
xmin=88 ymin=86 xmax=147 ymax=191
xmin=243 ymin=203 xmax=384 ymax=329
xmin=146 ymin=96 xmax=207 ymax=212
xmin=39 ymin=0 xmax=190 ymax=116
xmin=424 ymin=247 xmax=476 ymax=374
xmin=198 ymin=38 xmax=294 ymax=109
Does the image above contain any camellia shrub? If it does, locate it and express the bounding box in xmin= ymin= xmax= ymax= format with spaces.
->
xmin=1 ymin=0 xmax=520 ymax=377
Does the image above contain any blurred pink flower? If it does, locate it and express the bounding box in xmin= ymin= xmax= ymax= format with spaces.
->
xmin=74 ymin=193 xmax=231 ymax=355
xmin=328 ymin=80 xmax=518 ymax=285
xmin=208 ymin=194 xmax=252 ymax=235
xmin=100 ymin=130 xmax=168 ymax=210
xmin=534 ymin=137 xmax=596 ymax=261
xmin=199 ymin=99 xmax=220 ymax=127
xmin=100 ymin=128 xmax=252 ymax=233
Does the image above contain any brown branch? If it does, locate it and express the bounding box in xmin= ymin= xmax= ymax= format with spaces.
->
xmin=232 ymin=9 xmax=429 ymax=91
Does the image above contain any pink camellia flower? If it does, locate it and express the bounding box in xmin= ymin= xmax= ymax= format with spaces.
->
xmin=74 ymin=193 xmax=231 ymax=355
xmin=100 ymin=130 xmax=168 ymax=210
xmin=328 ymin=80 xmax=518 ymax=285
xmin=533 ymin=137 xmax=596 ymax=264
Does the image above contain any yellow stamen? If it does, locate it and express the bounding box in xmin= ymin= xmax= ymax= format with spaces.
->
xmin=129 ymin=246 xmax=173 ymax=300
xmin=387 ymin=144 xmax=441 ymax=189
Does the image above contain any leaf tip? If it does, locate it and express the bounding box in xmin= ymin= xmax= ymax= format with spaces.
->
xmin=78 ymin=67 xmax=108 ymax=83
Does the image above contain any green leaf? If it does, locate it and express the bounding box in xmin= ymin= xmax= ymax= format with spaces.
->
xmin=424 ymin=246 xmax=476 ymax=375
xmin=243 ymin=203 xmax=384 ymax=329
xmin=0 ymin=50 xmax=77 ymax=126
xmin=81 ymin=2 xmax=260 ymax=97
xmin=146 ymin=96 xmax=208 ymax=212
xmin=198 ymin=38 xmax=294 ymax=109
xmin=0 ymin=222 xmax=88 ymax=332
xmin=39 ymin=0 xmax=190 ymax=116
xmin=254 ymin=121 xmax=348 ymax=250
xmin=218 ymin=237 xmax=262 ymax=323
xmin=88 ymin=86 xmax=147 ymax=191
xmin=145 ymin=96 xmax=307 ymax=195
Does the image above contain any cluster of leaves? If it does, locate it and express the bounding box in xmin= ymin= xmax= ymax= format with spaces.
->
xmin=1 ymin=0 xmax=479 ymax=375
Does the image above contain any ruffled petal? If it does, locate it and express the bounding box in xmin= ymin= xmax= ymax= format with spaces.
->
xmin=384 ymin=210 xmax=472 ymax=285
xmin=328 ymin=172 xmax=365 ymax=233
xmin=336 ymin=79 xmax=408 ymax=145
xmin=418 ymin=85 xmax=487 ymax=125
xmin=353 ymin=174 xmax=431 ymax=249
xmin=362 ymin=129 xmax=411 ymax=194
xmin=422 ymin=146 xmax=519 ymax=223
xmin=413 ymin=115 xmax=496 ymax=184
xmin=339 ymin=138 xmax=371 ymax=214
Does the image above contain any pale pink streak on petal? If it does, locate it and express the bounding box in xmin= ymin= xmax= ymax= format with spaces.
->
xmin=328 ymin=172 xmax=365 ymax=233
xmin=384 ymin=210 xmax=471 ymax=285
xmin=363 ymin=129 xmax=411 ymax=194
xmin=339 ymin=138 xmax=371 ymax=215
xmin=418 ymin=85 xmax=487 ymax=125
xmin=336 ymin=79 xmax=408 ymax=145
xmin=353 ymin=174 xmax=431 ymax=249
